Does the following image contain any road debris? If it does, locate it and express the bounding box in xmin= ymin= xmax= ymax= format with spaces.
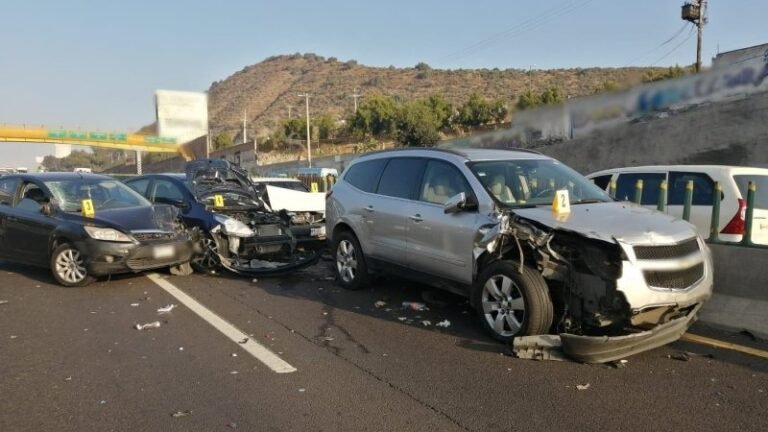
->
xmin=298 ymin=388 xmax=306 ymax=393
xmin=420 ymin=320 xmax=432 ymax=327
xmin=10 ymin=335 xmax=17 ymax=339
xmin=374 ymin=300 xmax=387 ymax=308
xmin=252 ymin=278 xmax=258 ymax=284
xmin=436 ymin=320 xmax=451 ymax=328
xmin=134 ymin=321 xmax=161 ymax=330
xmin=668 ymin=352 xmax=691 ymax=362
xmin=238 ymin=338 xmax=248 ymax=344
xmin=0 ymin=300 xmax=8 ymax=305
xmin=130 ymin=303 xmax=140 ymax=307
xmin=230 ymin=371 xmax=239 ymax=375
xmin=157 ymin=304 xmax=177 ymax=314
xmin=513 ymin=335 xmax=567 ymax=361
xmin=179 ymin=347 xmax=184 ymax=351
xmin=64 ymin=376 xmax=72 ymax=381
xmin=610 ymin=359 xmax=629 ymax=369
xmin=402 ymin=301 xmax=429 ymax=311
xmin=319 ymin=336 xmax=335 ymax=342
xmin=171 ymin=410 xmax=192 ymax=418
xmin=576 ymin=383 xmax=591 ymax=391
xmin=397 ymin=317 xmax=407 ymax=322
xmin=226 ymin=422 xmax=238 ymax=429
xmin=231 ymin=353 xmax=238 ymax=357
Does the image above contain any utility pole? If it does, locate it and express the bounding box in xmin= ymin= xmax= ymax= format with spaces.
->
xmin=287 ymin=105 xmax=293 ymax=120
xmin=242 ymin=108 xmax=247 ymax=144
xmin=682 ymin=0 xmax=707 ymax=72
xmin=350 ymin=88 xmax=362 ymax=113
xmin=298 ymin=93 xmax=312 ymax=167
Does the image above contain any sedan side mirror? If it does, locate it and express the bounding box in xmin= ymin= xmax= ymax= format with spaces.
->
xmin=444 ymin=192 xmax=478 ymax=214
xmin=41 ymin=202 xmax=55 ymax=216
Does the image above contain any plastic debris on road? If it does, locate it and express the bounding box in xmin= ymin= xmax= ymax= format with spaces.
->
xmin=513 ymin=335 xmax=566 ymax=361
xmin=298 ymin=388 xmax=306 ymax=393
xmin=436 ymin=320 xmax=451 ymax=328
xmin=130 ymin=303 xmax=139 ymax=307
xmin=171 ymin=410 xmax=192 ymax=418
xmin=401 ymin=301 xmax=429 ymax=311
xmin=134 ymin=321 xmax=161 ymax=330
xmin=0 ymin=300 xmax=8 ymax=305
xmin=576 ymin=383 xmax=591 ymax=391
xmin=421 ymin=320 xmax=432 ymax=327
xmin=230 ymin=370 xmax=239 ymax=375
xmin=238 ymin=338 xmax=248 ymax=344
xmin=374 ymin=301 xmax=387 ymax=308
xmin=157 ymin=304 xmax=177 ymax=314
xmin=64 ymin=376 xmax=72 ymax=381
xmin=319 ymin=336 xmax=335 ymax=342
xmin=397 ymin=317 xmax=407 ymax=322
xmin=231 ymin=353 xmax=238 ymax=357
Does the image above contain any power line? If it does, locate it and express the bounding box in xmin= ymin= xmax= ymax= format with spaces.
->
xmin=650 ymin=24 xmax=696 ymax=66
xmin=628 ymin=22 xmax=691 ymax=65
xmin=437 ymin=0 xmax=594 ymax=65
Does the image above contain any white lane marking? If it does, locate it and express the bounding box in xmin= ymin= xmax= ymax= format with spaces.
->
xmin=146 ymin=273 xmax=297 ymax=374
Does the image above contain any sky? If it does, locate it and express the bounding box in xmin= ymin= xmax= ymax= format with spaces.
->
xmin=1 ymin=0 xmax=766 ymax=167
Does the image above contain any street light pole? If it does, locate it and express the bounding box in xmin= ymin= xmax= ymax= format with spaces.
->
xmin=298 ymin=93 xmax=312 ymax=167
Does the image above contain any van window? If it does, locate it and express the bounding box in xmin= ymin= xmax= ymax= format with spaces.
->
xmin=669 ymin=172 xmax=715 ymax=206
xmin=376 ymin=158 xmax=427 ymax=200
xmin=734 ymin=175 xmax=768 ymax=210
xmin=591 ymin=175 xmax=613 ymax=190
xmin=344 ymin=159 xmax=387 ymax=193
xmin=615 ymin=173 xmax=665 ymax=205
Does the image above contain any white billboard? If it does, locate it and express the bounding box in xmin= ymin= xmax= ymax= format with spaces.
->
xmin=155 ymin=90 xmax=208 ymax=144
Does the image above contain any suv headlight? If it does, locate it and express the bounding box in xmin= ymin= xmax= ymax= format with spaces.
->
xmin=84 ymin=226 xmax=134 ymax=243
xmin=213 ymin=214 xmax=255 ymax=237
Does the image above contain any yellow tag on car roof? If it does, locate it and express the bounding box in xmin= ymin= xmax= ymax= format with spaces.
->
xmin=311 ymin=182 xmax=319 ymax=193
xmin=214 ymin=194 xmax=224 ymax=207
xmin=552 ymin=189 xmax=571 ymax=215
xmin=81 ymin=199 xmax=95 ymax=218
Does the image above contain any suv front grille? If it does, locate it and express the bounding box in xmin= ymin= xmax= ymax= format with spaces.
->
xmin=633 ymin=238 xmax=699 ymax=260
xmin=643 ymin=263 xmax=705 ymax=289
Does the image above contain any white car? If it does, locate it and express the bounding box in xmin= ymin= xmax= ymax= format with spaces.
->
xmin=251 ymin=177 xmax=325 ymax=223
xmin=587 ymin=165 xmax=768 ymax=245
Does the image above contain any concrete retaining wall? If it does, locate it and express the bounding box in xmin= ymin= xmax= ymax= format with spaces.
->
xmin=700 ymin=244 xmax=768 ymax=339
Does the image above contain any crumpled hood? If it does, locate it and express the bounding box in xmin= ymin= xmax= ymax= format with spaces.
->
xmin=513 ymin=202 xmax=699 ymax=245
xmin=62 ymin=205 xmax=178 ymax=233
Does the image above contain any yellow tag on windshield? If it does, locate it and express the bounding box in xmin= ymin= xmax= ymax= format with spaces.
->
xmin=310 ymin=182 xmax=319 ymax=193
xmin=213 ymin=194 xmax=224 ymax=207
xmin=552 ymin=189 xmax=571 ymax=215
xmin=81 ymin=199 xmax=95 ymax=218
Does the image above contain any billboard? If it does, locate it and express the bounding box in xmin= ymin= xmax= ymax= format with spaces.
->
xmin=155 ymin=90 xmax=208 ymax=145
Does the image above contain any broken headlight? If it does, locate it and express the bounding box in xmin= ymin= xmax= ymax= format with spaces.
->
xmin=84 ymin=226 xmax=134 ymax=243
xmin=213 ymin=214 xmax=255 ymax=238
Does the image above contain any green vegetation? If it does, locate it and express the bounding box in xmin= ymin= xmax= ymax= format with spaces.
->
xmin=516 ymin=87 xmax=564 ymax=110
xmin=642 ymin=65 xmax=688 ymax=83
xmin=212 ymin=131 xmax=233 ymax=150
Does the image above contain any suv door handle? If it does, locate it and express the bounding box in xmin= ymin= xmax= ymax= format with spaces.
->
xmin=409 ymin=214 xmax=423 ymax=222
xmin=364 ymin=206 xmax=374 ymax=212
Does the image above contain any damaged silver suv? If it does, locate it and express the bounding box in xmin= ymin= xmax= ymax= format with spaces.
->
xmin=326 ymin=148 xmax=713 ymax=362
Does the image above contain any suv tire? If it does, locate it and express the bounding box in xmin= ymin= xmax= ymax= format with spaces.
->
xmin=333 ymin=231 xmax=369 ymax=290
xmin=474 ymin=261 xmax=553 ymax=342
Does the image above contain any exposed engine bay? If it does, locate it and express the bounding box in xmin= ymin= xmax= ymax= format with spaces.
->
xmin=186 ymin=160 xmax=322 ymax=276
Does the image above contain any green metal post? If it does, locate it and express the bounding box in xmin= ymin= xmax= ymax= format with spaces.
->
xmin=323 ymin=176 xmax=329 ymax=192
xmin=682 ymin=180 xmax=693 ymax=221
xmin=742 ymin=181 xmax=756 ymax=245
xmin=633 ymin=179 xmax=643 ymax=204
xmin=708 ymin=182 xmax=722 ymax=242
xmin=609 ymin=180 xmax=617 ymax=199
xmin=657 ymin=180 xmax=668 ymax=212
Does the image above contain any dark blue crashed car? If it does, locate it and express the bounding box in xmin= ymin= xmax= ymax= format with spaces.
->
xmin=125 ymin=160 xmax=323 ymax=276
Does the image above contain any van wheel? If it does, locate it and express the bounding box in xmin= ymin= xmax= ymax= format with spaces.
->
xmin=333 ymin=231 xmax=369 ymax=290
xmin=51 ymin=244 xmax=95 ymax=287
xmin=474 ymin=261 xmax=553 ymax=343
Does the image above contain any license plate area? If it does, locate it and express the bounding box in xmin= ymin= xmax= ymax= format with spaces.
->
xmin=152 ymin=244 xmax=175 ymax=259
xmin=311 ymin=226 xmax=326 ymax=237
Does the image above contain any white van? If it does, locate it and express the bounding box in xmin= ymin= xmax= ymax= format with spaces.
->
xmin=587 ymin=165 xmax=768 ymax=245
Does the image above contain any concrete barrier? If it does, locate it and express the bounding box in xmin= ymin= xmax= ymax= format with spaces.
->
xmin=700 ymin=244 xmax=768 ymax=339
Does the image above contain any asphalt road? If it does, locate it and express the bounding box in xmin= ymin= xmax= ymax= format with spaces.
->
xmin=1 ymin=259 xmax=766 ymax=432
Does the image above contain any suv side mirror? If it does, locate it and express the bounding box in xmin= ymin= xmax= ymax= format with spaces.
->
xmin=444 ymin=192 xmax=478 ymax=214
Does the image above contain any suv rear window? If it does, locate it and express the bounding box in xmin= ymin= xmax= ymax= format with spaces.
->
xmin=734 ymin=175 xmax=768 ymax=210
xmin=344 ymin=159 xmax=387 ymax=193
xmin=376 ymin=158 xmax=426 ymax=200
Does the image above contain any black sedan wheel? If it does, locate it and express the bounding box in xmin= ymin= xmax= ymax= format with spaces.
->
xmin=50 ymin=244 xmax=96 ymax=287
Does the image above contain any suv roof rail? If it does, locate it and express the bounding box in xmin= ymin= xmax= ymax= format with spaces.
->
xmin=359 ymin=147 xmax=467 ymax=158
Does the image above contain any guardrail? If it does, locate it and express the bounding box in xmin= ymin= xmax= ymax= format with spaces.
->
xmin=609 ymin=179 xmax=765 ymax=248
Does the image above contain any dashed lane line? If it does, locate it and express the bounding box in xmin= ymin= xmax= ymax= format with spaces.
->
xmin=682 ymin=332 xmax=768 ymax=360
xmin=146 ymin=273 xmax=297 ymax=374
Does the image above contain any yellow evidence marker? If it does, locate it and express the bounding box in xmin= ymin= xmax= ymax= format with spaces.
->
xmin=552 ymin=189 xmax=571 ymax=215
xmin=214 ymin=194 xmax=225 ymax=208
xmin=81 ymin=199 xmax=95 ymax=218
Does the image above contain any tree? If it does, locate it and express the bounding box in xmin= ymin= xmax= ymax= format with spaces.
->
xmin=395 ymin=100 xmax=440 ymax=147
xmin=516 ymin=90 xmax=540 ymax=110
xmin=283 ymin=118 xmax=307 ymax=140
xmin=315 ymin=112 xmax=336 ymax=140
xmin=490 ymin=99 xmax=509 ymax=124
xmin=426 ymin=94 xmax=453 ymax=131
xmin=347 ymin=92 xmax=397 ymax=139
xmin=593 ymin=80 xmax=620 ymax=94
xmin=642 ymin=65 xmax=688 ymax=83
xmin=458 ymin=93 xmax=493 ymax=129
xmin=212 ymin=132 xmax=233 ymax=150
xmin=540 ymin=87 xmax=563 ymax=105
xmin=516 ymin=87 xmax=563 ymax=110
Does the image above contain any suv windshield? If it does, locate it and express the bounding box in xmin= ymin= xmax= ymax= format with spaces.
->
xmin=468 ymin=159 xmax=612 ymax=207
xmin=45 ymin=178 xmax=151 ymax=212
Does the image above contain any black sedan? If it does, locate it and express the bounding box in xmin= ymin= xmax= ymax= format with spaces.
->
xmin=0 ymin=173 xmax=195 ymax=287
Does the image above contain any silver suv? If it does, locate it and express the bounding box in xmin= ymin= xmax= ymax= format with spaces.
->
xmin=326 ymin=148 xmax=713 ymax=362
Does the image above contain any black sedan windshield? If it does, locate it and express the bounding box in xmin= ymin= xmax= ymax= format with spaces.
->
xmin=45 ymin=179 xmax=151 ymax=212
xmin=469 ymin=159 xmax=612 ymax=207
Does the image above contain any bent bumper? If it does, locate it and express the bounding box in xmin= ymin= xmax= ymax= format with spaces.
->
xmin=560 ymin=303 xmax=702 ymax=364
xmin=75 ymin=238 xmax=194 ymax=276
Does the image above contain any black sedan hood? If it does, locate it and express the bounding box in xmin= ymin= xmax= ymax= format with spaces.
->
xmin=61 ymin=205 xmax=178 ymax=233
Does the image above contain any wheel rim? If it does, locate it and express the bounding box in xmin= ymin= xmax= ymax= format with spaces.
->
xmin=481 ymin=274 xmax=526 ymax=337
xmin=336 ymin=240 xmax=357 ymax=283
xmin=55 ymin=248 xmax=87 ymax=284
xmin=193 ymin=237 xmax=220 ymax=269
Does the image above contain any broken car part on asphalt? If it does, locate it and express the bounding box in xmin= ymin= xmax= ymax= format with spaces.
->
xmin=135 ymin=321 xmax=162 ymax=330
